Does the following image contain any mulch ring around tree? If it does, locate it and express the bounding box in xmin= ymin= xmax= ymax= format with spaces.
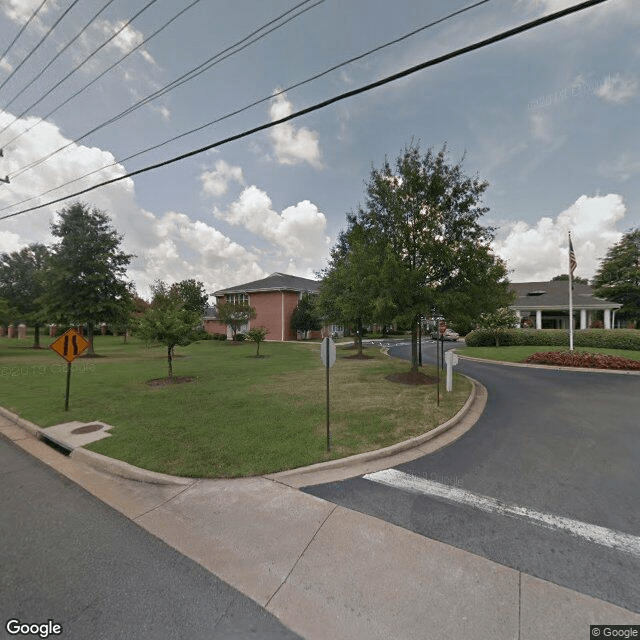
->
xmin=345 ymin=353 xmax=374 ymax=360
xmin=147 ymin=376 xmax=195 ymax=388
xmin=386 ymin=370 xmax=438 ymax=385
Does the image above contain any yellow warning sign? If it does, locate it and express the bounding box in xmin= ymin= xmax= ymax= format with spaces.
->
xmin=50 ymin=328 xmax=90 ymax=363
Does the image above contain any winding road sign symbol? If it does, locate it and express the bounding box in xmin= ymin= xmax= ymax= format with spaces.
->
xmin=50 ymin=328 xmax=89 ymax=363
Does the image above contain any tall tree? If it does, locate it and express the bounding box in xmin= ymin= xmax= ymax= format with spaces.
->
xmin=0 ymin=243 xmax=49 ymax=348
xmin=290 ymin=292 xmax=322 ymax=339
xmin=169 ymin=279 xmax=208 ymax=314
xmin=134 ymin=281 xmax=202 ymax=378
xmin=349 ymin=143 xmax=510 ymax=372
xmin=593 ymin=228 xmax=640 ymax=327
xmin=40 ymin=202 xmax=133 ymax=355
xmin=215 ymin=301 xmax=256 ymax=341
xmin=317 ymin=218 xmax=379 ymax=355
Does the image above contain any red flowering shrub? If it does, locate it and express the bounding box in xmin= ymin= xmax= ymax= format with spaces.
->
xmin=525 ymin=351 xmax=640 ymax=370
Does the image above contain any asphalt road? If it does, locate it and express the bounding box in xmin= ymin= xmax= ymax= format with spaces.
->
xmin=304 ymin=339 xmax=640 ymax=612
xmin=0 ymin=437 xmax=301 ymax=640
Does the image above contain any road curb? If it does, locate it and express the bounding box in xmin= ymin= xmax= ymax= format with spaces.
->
xmin=456 ymin=353 xmax=640 ymax=375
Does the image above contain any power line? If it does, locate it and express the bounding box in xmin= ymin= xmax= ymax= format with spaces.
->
xmin=0 ymin=0 xmax=82 ymax=96
xmin=5 ymin=0 xmax=324 ymax=179
xmin=0 ymin=0 xmax=161 ymax=140
xmin=0 ymin=0 xmax=610 ymax=221
xmin=1 ymin=0 xmax=202 ymax=145
xmin=2 ymin=0 xmax=119 ymax=113
xmin=0 ymin=0 xmax=494 ymax=212
xmin=0 ymin=0 xmax=48 ymax=67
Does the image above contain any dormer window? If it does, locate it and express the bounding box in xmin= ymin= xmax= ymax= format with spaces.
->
xmin=526 ymin=290 xmax=546 ymax=296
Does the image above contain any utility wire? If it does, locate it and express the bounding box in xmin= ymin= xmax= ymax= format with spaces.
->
xmin=105 ymin=0 xmax=324 ymax=123
xmin=0 ymin=0 xmax=48 ymax=68
xmin=0 ymin=0 xmax=493 ymax=211
xmin=1 ymin=0 xmax=202 ymax=146
xmin=0 ymin=0 xmax=82 ymax=96
xmin=4 ymin=0 xmax=323 ymax=177
xmin=0 ymin=0 xmax=161 ymax=139
xmin=2 ymin=0 xmax=118 ymax=113
xmin=0 ymin=0 xmax=610 ymax=220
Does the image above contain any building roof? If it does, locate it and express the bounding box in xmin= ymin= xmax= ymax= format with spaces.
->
xmin=213 ymin=272 xmax=320 ymax=297
xmin=509 ymin=281 xmax=622 ymax=310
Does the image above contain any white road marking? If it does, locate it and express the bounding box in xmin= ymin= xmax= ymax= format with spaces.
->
xmin=363 ymin=468 xmax=640 ymax=559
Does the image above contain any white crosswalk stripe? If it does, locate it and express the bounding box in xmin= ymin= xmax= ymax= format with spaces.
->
xmin=364 ymin=468 xmax=640 ymax=559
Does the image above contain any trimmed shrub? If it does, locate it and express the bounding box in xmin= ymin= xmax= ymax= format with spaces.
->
xmin=234 ymin=333 xmax=246 ymax=342
xmin=464 ymin=328 xmax=640 ymax=351
xmin=525 ymin=351 xmax=640 ymax=370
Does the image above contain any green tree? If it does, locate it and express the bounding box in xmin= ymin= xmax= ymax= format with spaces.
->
xmin=0 ymin=243 xmax=50 ymax=348
xmin=134 ymin=281 xmax=202 ymax=378
xmin=552 ymin=273 xmax=589 ymax=284
xmin=215 ymin=301 xmax=257 ymax=341
xmin=290 ymin=292 xmax=322 ymax=339
xmin=476 ymin=307 xmax=519 ymax=346
xmin=317 ymin=218 xmax=379 ymax=355
xmin=169 ymin=279 xmax=208 ymax=314
xmin=0 ymin=297 xmax=11 ymax=327
xmin=246 ymin=326 xmax=269 ymax=356
xmin=593 ymin=229 xmax=640 ymax=327
xmin=349 ymin=143 xmax=510 ymax=372
xmin=40 ymin=202 xmax=133 ymax=355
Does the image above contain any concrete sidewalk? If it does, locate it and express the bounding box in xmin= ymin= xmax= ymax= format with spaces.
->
xmin=2 ymin=403 xmax=639 ymax=639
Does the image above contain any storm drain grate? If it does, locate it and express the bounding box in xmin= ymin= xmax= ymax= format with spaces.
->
xmin=39 ymin=434 xmax=72 ymax=456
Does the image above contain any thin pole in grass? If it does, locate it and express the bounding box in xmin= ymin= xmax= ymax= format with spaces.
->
xmin=321 ymin=336 xmax=336 ymax=451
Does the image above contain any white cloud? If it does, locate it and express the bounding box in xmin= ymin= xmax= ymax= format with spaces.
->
xmin=99 ymin=20 xmax=144 ymax=55
xmin=214 ymin=185 xmax=331 ymax=268
xmin=0 ymin=110 xmax=265 ymax=299
xmin=493 ymin=194 xmax=626 ymax=281
xmin=1 ymin=0 xmax=49 ymax=23
xmin=595 ymin=74 xmax=638 ymax=104
xmin=200 ymin=160 xmax=244 ymax=197
xmin=268 ymin=92 xmax=322 ymax=167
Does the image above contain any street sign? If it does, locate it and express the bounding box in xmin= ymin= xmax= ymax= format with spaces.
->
xmin=50 ymin=328 xmax=89 ymax=363
xmin=320 ymin=337 xmax=336 ymax=368
xmin=444 ymin=350 xmax=458 ymax=366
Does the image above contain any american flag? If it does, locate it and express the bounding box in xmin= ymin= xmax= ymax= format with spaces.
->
xmin=569 ymin=234 xmax=577 ymax=276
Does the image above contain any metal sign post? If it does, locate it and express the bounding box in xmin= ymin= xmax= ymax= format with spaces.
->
xmin=320 ymin=337 xmax=336 ymax=451
xmin=50 ymin=328 xmax=89 ymax=410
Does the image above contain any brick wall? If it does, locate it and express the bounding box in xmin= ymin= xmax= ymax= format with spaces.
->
xmin=250 ymin=291 xmax=299 ymax=341
xmin=205 ymin=290 xmax=306 ymax=341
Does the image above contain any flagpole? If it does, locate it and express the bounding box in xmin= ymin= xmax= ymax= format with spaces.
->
xmin=568 ymin=231 xmax=574 ymax=351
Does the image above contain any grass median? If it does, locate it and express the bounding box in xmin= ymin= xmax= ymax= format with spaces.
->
xmin=0 ymin=335 xmax=471 ymax=477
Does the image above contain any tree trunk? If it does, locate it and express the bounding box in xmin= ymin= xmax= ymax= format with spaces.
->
xmin=167 ymin=345 xmax=173 ymax=378
xmin=86 ymin=324 xmax=95 ymax=355
xmin=33 ymin=324 xmax=41 ymax=349
xmin=357 ymin=319 xmax=363 ymax=356
xmin=410 ymin=319 xmax=419 ymax=373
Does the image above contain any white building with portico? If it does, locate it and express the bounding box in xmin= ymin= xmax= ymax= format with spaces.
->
xmin=510 ymin=281 xmax=622 ymax=330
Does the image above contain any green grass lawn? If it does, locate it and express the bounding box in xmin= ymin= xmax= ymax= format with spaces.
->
xmin=0 ymin=335 xmax=471 ymax=477
xmin=458 ymin=345 xmax=640 ymax=363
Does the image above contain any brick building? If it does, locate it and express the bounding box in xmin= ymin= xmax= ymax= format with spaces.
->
xmin=204 ymin=273 xmax=321 ymax=341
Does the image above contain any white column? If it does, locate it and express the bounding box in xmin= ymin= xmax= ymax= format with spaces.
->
xmin=580 ymin=309 xmax=587 ymax=330
xmin=536 ymin=310 xmax=542 ymax=330
xmin=604 ymin=308 xmax=611 ymax=330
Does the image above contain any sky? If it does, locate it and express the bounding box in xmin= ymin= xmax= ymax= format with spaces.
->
xmin=0 ymin=0 xmax=638 ymax=301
